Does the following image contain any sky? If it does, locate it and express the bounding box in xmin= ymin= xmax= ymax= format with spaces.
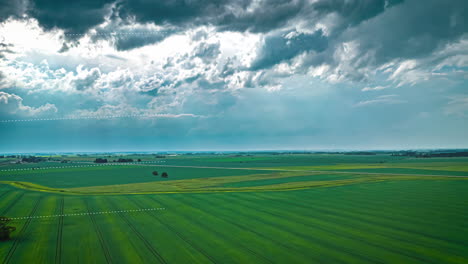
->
xmin=0 ymin=0 xmax=467 ymax=153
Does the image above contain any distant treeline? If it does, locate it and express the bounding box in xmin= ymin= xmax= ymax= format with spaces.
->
xmin=117 ymin=158 xmax=134 ymax=162
xmin=94 ymin=158 xmax=108 ymax=163
xmin=392 ymin=151 xmax=468 ymax=158
xmin=94 ymin=158 xmax=136 ymax=163
xmin=343 ymin=152 xmax=376 ymax=155
xmin=21 ymin=156 xmax=46 ymax=163
xmin=0 ymin=155 xmax=20 ymax=159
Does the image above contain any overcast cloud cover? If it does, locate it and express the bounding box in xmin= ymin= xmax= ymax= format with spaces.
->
xmin=0 ymin=0 xmax=467 ymax=152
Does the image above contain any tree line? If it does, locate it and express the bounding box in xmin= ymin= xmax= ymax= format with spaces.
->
xmin=94 ymin=158 xmax=143 ymax=163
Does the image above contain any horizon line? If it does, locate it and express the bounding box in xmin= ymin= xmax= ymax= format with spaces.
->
xmin=2 ymin=148 xmax=468 ymax=155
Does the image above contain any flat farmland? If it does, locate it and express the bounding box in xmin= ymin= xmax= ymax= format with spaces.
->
xmin=0 ymin=154 xmax=467 ymax=263
xmin=0 ymin=165 xmax=261 ymax=188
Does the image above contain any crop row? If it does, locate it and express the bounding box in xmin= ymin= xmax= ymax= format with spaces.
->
xmin=0 ymin=179 xmax=467 ymax=263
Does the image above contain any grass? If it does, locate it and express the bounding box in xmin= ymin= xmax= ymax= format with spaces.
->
xmin=0 ymin=154 xmax=467 ymax=263
xmin=4 ymin=172 xmax=464 ymax=195
xmin=221 ymin=173 xmax=355 ymax=187
xmin=0 ymin=165 xmax=260 ymax=188
xmin=260 ymin=163 xmax=468 ymax=176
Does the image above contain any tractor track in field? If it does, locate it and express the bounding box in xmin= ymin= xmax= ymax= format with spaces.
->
xmin=155 ymin=197 xmax=275 ymax=264
xmin=193 ymin=194 xmax=391 ymax=263
xmin=106 ymin=199 xmax=167 ymax=264
xmin=2 ymin=197 xmax=42 ymax=264
xmin=229 ymin=194 xmax=433 ymax=264
xmin=266 ymin=193 xmax=467 ymax=250
xmin=0 ymin=193 xmax=25 ymax=215
xmin=0 ymin=190 xmax=10 ymax=200
xmin=85 ymin=200 xmax=113 ymax=264
xmin=137 ymin=197 xmax=218 ymax=264
xmin=270 ymin=191 xmax=463 ymax=244
xmin=0 ymin=190 xmax=13 ymax=212
xmin=185 ymin=195 xmax=313 ymax=257
xmin=214 ymin=195 xmax=384 ymax=264
xmin=55 ymin=197 xmax=64 ymax=264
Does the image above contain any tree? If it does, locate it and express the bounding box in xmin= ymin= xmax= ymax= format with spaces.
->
xmin=0 ymin=217 xmax=16 ymax=241
xmin=94 ymin=158 xmax=108 ymax=163
xmin=152 ymin=171 xmax=158 ymax=176
xmin=137 ymin=159 xmax=141 ymax=162
xmin=22 ymin=156 xmax=46 ymax=163
xmin=161 ymin=172 xmax=168 ymax=178
xmin=117 ymin=158 xmax=133 ymax=162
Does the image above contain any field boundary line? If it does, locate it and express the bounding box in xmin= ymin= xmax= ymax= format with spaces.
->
xmin=55 ymin=197 xmax=64 ymax=264
xmin=9 ymin=207 xmax=165 ymax=221
xmin=3 ymin=163 xmax=466 ymax=178
xmin=0 ymin=161 xmax=166 ymax=172
xmin=86 ymin=200 xmax=113 ymax=264
xmin=273 ymin=192 xmax=465 ymax=247
xmin=184 ymin=195 xmax=308 ymax=257
xmin=0 ymin=190 xmax=11 ymax=202
xmin=107 ymin=198 xmax=167 ymax=264
xmin=234 ymin=193 xmax=430 ymax=263
xmin=157 ymin=197 xmax=275 ymax=264
xmin=0 ymin=193 xmax=25 ymax=215
xmin=185 ymin=195 xmax=338 ymax=263
xmin=136 ymin=164 xmax=468 ymax=178
xmin=2 ymin=197 xmax=43 ymax=264
xmin=215 ymin=195 xmax=378 ymax=263
xmin=135 ymin=197 xmax=218 ymax=264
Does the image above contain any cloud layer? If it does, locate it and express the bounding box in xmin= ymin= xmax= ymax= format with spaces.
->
xmin=0 ymin=0 xmax=467 ymax=151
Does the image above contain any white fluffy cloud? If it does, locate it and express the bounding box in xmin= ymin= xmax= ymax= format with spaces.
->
xmin=361 ymin=85 xmax=388 ymax=92
xmin=0 ymin=91 xmax=57 ymax=116
xmin=0 ymin=0 xmax=467 ymax=123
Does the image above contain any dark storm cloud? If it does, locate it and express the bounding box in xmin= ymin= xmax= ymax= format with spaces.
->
xmin=113 ymin=32 xmax=172 ymax=51
xmin=91 ymin=24 xmax=177 ymax=51
xmin=283 ymin=0 xmax=468 ymax=83
xmin=2 ymin=0 xmax=467 ymax=83
xmin=27 ymin=0 xmax=114 ymax=35
xmin=113 ymin=0 xmax=308 ymax=34
xmin=312 ymin=0 xmax=404 ymax=29
xmin=216 ymin=0 xmax=307 ymax=33
xmin=1 ymin=0 xmax=405 ymax=47
xmin=0 ymin=0 xmax=27 ymax=22
xmin=250 ymin=29 xmax=328 ymax=70
xmin=345 ymin=0 xmax=468 ymax=65
xmin=243 ymin=0 xmax=466 ymax=79
xmin=115 ymin=0 xmax=232 ymax=26
xmin=1 ymin=0 xmax=404 ymax=37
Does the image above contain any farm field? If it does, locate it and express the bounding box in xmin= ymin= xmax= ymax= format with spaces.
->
xmin=1 ymin=1 xmax=467 ymax=263
xmin=0 ymin=153 xmax=468 ymax=263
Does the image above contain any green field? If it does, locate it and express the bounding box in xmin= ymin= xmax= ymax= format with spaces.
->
xmin=0 ymin=154 xmax=467 ymax=263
